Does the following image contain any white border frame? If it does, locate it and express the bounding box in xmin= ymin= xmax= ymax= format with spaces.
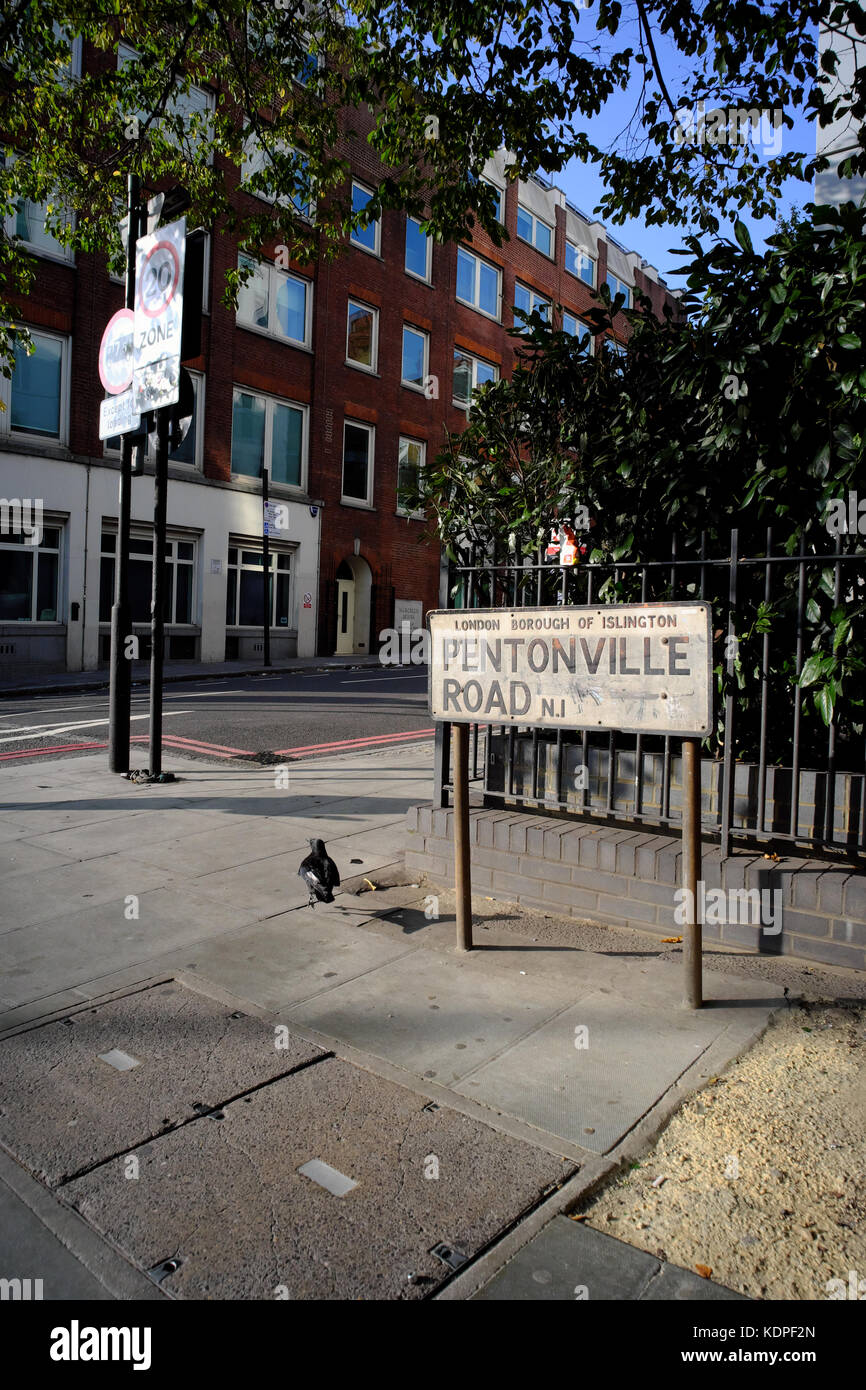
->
xmin=404 ymin=216 xmax=432 ymax=282
xmin=345 ymin=298 xmax=379 ymax=373
xmin=341 ymin=418 xmax=375 ymax=508
xmin=230 ymin=384 xmax=310 ymax=493
xmin=401 ymin=324 xmax=429 ymax=392
xmin=456 ymin=246 xmax=501 ymax=321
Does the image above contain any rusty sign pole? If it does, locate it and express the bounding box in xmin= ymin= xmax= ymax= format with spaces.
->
xmin=681 ymin=737 xmax=702 ymax=1008
xmin=452 ymin=723 xmax=473 ymax=951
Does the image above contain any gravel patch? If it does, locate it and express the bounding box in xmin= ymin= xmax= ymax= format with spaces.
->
xmin=574 ymin=999 xmax=866 ymax=1299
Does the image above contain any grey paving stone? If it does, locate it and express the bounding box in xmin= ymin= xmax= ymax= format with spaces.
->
xmin=473 ymin=1217 xmax=660 ymax=1300
xmin=0 ymin=981 xmax=324 ymax=1186
xmin=64 ymin=1057 xmax=569 ymax=1301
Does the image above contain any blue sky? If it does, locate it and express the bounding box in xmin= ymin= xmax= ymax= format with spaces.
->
xmin=544 ymin=8 xmax=819 ymax=289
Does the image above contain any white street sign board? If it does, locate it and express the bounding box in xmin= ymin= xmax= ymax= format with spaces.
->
xmin=98 ymin=308 xmax=135 ymax=395
xmin=99 ymin=388 xmax=141 ymax=440
xmin=428 ymin=602 xmax=713 ymax=738
xmin=133 ymin=215 xmax=185 ymax=413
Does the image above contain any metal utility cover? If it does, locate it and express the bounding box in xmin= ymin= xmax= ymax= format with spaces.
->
xmin=0 ymin=982 xmax=324 ymax=1185
xmin=427 ymin=602 xmax=712 ymax=737
xmin=64 ymin=1057 xmax=570 ymax=1300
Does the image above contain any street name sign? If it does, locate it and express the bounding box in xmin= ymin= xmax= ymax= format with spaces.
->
xmin=427 ymin=602 xmax=712 ymax=738
xmin=133 ymin=215 xmax=185 ymax=414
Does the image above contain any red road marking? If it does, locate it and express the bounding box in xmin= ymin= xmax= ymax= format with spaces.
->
xmin=0 ymin=728 xmax=434 ymax=765
xmin=130 ymin=735 xmax=239 ymax=760
xmin=274 ymin=727 xmax=435 ymax=756
xmin=0 ymin=740 xmax=108 ymax=762
xmin=149 ymin=734 xmax=253 ymax=756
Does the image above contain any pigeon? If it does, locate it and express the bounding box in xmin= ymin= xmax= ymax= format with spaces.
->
xmin=298 ymin=838 xmax=341 ymax=907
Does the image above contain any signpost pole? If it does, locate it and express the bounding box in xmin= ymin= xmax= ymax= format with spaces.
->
xmin=148 ymin=408 xmax=169 ymax=777
xmin=262 ymin=466 xmax=271 ymax=668
xmin=453 ymin=723 xmax=473 ymax=951
xmin=681 ymin=737 xmax=703 ymax=1009
xmin=108 ymin=174 xmax=140 ymax=774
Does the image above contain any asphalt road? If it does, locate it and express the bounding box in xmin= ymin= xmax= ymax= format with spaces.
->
xmin=0 ymin=668 xmax=433 ymax=767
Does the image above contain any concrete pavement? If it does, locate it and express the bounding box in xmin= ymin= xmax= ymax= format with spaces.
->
xmin=0 ymin=740 xmax=787 ymax=1299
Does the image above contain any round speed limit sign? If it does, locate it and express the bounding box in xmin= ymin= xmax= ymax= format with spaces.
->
xmin=138 ymin=239 xmax=181 ymax=318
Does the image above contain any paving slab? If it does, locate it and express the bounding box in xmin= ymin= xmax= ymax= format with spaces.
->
xmin=63 ymin=1055 xmax=572 ymax=1300
xmin=453 ymin=989 xmax=725 ymax=1153
xmin=0 ymin=839 xmax=74 ymax=880
xmin=0 ymin=1173 xmax=115 ymax=1300
xmin=20 ymin=807 xmax=232 ymax=861
xmin=0 ymin=981 xmax=325 ymax=1185
xmin=124 ymin=816 xmax=325 ymax=876
xmin=0 ymin=855 xmax=172 ymax=933
xmin=285 ymin=949 xmax=576 ymax=1084
xmin=472 ymin=1216 xmax=747 ymax=1301
xmin=0 ymin=888 xmax=262 ymax=1006
xmin=164 ymin=912 xmax=420 ymax=1013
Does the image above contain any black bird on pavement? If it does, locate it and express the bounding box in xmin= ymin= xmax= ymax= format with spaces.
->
xmin=298 ymin=838 xmax=341 ymax=907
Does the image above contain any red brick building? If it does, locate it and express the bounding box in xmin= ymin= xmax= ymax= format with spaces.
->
xmin=0 ymin=44 xmax=678 ymax=675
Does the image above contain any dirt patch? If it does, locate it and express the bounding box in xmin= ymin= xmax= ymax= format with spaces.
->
xmin=573 ymin=1000 xmax=866 ymax=1299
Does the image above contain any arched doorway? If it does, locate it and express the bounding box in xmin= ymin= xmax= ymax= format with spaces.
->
xmin=334 ymin=554 xmax=372 ymax=655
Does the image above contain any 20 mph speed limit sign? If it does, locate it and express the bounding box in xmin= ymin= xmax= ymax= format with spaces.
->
xmin=133 ymin=215 xmax=185 ymax=414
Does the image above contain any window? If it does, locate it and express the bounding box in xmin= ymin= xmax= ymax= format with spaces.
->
xmin=226 ymin=546 xmax=292 ymax=628
xmin=105 ymin=371 xmax=204 ymax=469
xmin=566 ymin=240 xmax=595 ymax=286
xmin=481 ymin=180 xmax=504 ymax=222
xmin=517 ymin=205 xmax=553 ymax=256
xmin=0 ymin=525 xmax=61 ymax=623
xmin=346 ymin=300 xmax=378 ymax=371
xmin=405 ymin=217 xmax=431 ymax=281
xmin=604 ymin=336 xmax=628 ymax=358
xmin=514 ymin=282 xmax=551 ymax=329
xmin=118 ymin=44 xmax=214 ymax=156
xmin=241 ymin=136 xmax=311 ymax=217
xmin=342 ymin=420 xmax=374 ymax=506
xmin=231 ymin=389 xmax=307 ymax=489
xmin=351 ymin=182 xmax=380 ymax=255
xmin=401 ymin=325 xmax=429 ymax=390
xmin=245 ymin=16 xmax=320 ymax=86
xmin=563 ymin=312 xmax=592 ymax=351
xmin=1 ymin=329 xmax=68 ymax=443
xmin=452 ymin=348 xmax=497 ymax=407
xmin=98 ymin=530 xmax=196 ymax=626
xmin=606 ymin=272 xmax=632 ymax=308
xmin=456 ymin=247 xmax=500 ymax=319
xmin=237 ymin=254 xmax=311 ymax=347
xmin=396 ymin=438 xmax=425 ymax=517
xmin=2 ymin=154 xmax=73 ymax=263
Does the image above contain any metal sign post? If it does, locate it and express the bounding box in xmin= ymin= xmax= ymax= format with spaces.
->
xmin=681 ymin=738 xmax=702 ymax=1008
xmin=148 ymin=409 xmax=169 ymax=777
xmin=107 ymin=175 xmax=142 ymax=775
xmin=427 ymin=602 xmax=713 ymax=1001
xmin=262 ymin=467 xmax=271 ymax=668
xmin=452 ymin=723 xmax=473 ymax=951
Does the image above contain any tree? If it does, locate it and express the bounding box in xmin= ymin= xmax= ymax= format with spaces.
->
xmin=1 ymin=1 xmax=864 ymax=373
xmin=402 ymin=201 xmax=866 ymax=760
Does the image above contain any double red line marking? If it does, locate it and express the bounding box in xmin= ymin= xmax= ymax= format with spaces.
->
xmin=274 ymin=727 xmax=435 ymax=757
xmin=0 ymin=728 xmax=434 ymax=764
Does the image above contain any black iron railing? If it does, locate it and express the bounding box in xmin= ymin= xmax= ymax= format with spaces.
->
xmin=432 ymin=528 xmax=866 ymax=860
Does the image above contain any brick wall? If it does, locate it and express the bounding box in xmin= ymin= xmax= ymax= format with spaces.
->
xmin=406 ymin=805 xmax=866 ymax=974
